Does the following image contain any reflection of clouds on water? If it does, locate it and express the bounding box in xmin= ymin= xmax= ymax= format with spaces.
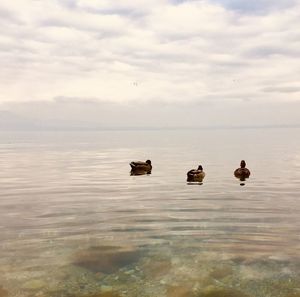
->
xmin=187 ymin=181 xmax=203 ymax=185
xmin=293 ymin=154 xmax=300 ymax=169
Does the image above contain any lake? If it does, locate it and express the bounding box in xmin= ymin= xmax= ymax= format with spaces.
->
xmin=0 ymin=128 xmax=299 ymax=297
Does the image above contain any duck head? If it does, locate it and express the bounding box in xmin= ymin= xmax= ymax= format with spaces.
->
xmin=197 ymin=165 xmax=203 ymax=171
xmin=240 ymin=160 xmax=246 ymax=168
xmin=146 ymin=160 xmax=151 ymax=165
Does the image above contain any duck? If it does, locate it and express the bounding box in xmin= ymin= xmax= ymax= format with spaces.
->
xmin=130 ymin=160 xmax=152 ymax=175
xmin=187 ymin=165 xmax=205 ymax=182
xmin=234 ymin=160 xmax=251 ymax=180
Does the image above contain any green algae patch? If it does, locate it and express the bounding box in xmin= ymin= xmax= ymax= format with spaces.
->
xmin=21 ymin=279 xmax=47 ymax=290
xmin=284 ymin=293 xmax=300 ymax=297
xmin=197 ymin=286 xmax=252 ymax=297
xmin=72 ymin=246 xmax=141 ymax=274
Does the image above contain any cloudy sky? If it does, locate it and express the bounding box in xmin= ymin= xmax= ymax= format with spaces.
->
xmin=0 ymin=0 xmax=300 ymax=129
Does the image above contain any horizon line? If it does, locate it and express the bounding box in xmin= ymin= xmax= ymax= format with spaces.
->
xmin=0 ymin=124 xmax=300 ymax=132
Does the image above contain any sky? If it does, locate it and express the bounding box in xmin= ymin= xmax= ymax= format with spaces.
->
xmin=0 ymin=0 xmax=300 ymax=129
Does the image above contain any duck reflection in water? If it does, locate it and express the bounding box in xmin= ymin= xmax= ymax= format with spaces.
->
xmin=187 ymin=165 xmax=205 ymax=185
xmin=234 ymin=160 xmax=251 ymax=186
xmin=130 ymin=160 xmax=152 ymax=176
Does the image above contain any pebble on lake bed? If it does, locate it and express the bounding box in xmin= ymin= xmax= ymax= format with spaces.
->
xmin=209 ymin=265 xmax=233 ymax=280
xmin=142 ymin=258 xmax=172 ymax=278
xmin=166 ymin=285 xmax=193 ymax=297
xmin=197 ymin=286 xmax=253 ymax=297
xmin=100 ymin=285 xmax=113 ymax=293
xmin=84 ymin=292 xmax=121 ymax=297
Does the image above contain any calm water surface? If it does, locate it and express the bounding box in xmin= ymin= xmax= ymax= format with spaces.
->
xmin=0 ymin=129 xmax=299 ymax=297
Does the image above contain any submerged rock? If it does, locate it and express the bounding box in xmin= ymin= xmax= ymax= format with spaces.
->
xmin=72 ymin=246 xmax=141 ymax=274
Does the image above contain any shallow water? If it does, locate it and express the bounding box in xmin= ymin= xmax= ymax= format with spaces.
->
xmin=0 ymin=128 xmax=299 ymax=297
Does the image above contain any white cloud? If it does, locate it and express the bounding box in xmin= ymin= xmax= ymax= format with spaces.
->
xmin=0 ymin=0 xmax=299 ymax=127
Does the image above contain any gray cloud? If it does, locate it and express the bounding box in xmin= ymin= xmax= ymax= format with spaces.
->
xmin=57 ymin=0 xmax=147 ymax=18
xmin=209 ymin=0 xmax=297 ymax=14
xmin=57 ymin=0 xmax=77 ymax=10
xmin=245 ymin=46 xmax=300 ymax=59
xmin=38 ymin=17 xmax=126 ymax=36
xmin=82 ymin=7 xmax=147 ymax=19
xmin=262 ymin=86 xmax=300 ymax=93
xmin=0 ymin=7 xmax=24 ymax=24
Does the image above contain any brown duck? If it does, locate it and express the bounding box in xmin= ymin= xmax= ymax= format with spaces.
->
xmin=234 ymin=160 xmax=251 ymax=180
xmin=187 ymin=165 xmax=205 ymax=182
xmin=130 ymin=160 xmax=152 ymax=175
